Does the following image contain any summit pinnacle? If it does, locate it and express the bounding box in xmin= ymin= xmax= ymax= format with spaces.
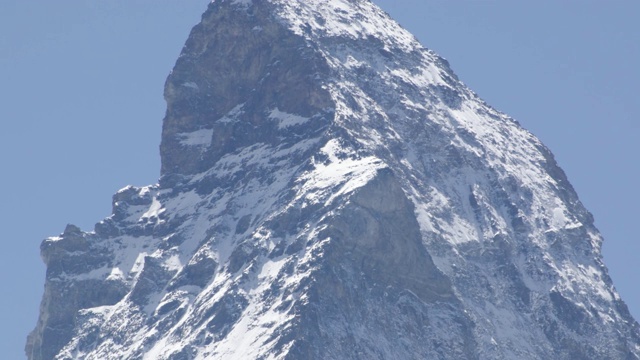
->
xmin=27 ymin=1 xmax=640 ymax=359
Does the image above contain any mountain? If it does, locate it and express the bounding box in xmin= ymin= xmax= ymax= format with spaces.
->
xmin=26 ymin=0 xmax=640 ymax=359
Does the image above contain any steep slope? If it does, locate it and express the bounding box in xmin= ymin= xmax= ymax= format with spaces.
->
xmin=27 ymin=0 xmax=640 ymax=359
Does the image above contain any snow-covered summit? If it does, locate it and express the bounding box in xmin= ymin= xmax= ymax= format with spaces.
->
xmin=28 ymin=1 xmax=640 ymax=359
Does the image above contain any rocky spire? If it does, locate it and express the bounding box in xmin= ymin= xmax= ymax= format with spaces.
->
xmin=28 ymin=1 xmax=640 ymax=359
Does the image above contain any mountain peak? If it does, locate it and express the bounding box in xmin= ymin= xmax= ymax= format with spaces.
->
xmin=28 ymin=1 xmax=640 ymax=359
xmin=159 ymin=0 xmax=442 ymax=181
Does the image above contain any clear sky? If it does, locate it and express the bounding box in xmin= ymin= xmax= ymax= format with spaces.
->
xmin=1 ymin=1 xmax=638 ymax=358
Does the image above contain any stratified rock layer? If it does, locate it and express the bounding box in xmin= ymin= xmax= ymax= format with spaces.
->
xmin=28 ymin=1 xmax=640 ymax=359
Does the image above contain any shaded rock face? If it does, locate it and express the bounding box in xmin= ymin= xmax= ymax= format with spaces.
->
xmin=28 ymin=0 xmax=640 ymax=359
xmin=160 ymin=2 xmax=332 ymax=178
xmin=284 ymin=169 xmax=479 ymax=359
xmin=26 ymin=225 xmax=128 ymax=360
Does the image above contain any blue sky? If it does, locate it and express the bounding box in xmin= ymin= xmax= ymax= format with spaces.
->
xmin=1 ymin=1 xmax=638 ymax=358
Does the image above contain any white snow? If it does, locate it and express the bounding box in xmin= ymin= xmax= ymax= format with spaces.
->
xmin=177 ymin=128 xmax=214 ymax=147
xmin=276 ymin=0 xmax=419 ymax=52
xmin=269 ymin=108 xmax=309 ymax=129
xmin=216 ymin=103 xmax=245 ymax=124
xmin=106 ymin=267 xmax=125 ymax=282
xmin=141 ymin=197 xmax=163 ymax=219
xmin=295 ymin=139 xmax=385 ymax=207
xmin=230 ymin=0 xmax=252 ymax=6
xmin=181 ymin=82 xmax=199 ymax=90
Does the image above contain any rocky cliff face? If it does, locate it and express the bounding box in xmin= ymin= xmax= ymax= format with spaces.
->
xmin=27 ymin=1 xmax=640 ymax=359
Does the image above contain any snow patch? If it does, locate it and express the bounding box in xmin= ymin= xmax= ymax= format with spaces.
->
xmin=295 ymin=139 xmax=386 ymax=207
xmin=106 ymin=267 xmax=125 ymax=282
xmin=141 ymin=197 xmax=164 ymax=219
xmin=269 ymin=108 xmax=310 ymax=129
xmin=181 ymin=82 xmax=199 ymax=90
xmin=216 ymin=103 xmax=245 ymax=124
xmin=177 ymin=129 xmax=214 ymax=147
